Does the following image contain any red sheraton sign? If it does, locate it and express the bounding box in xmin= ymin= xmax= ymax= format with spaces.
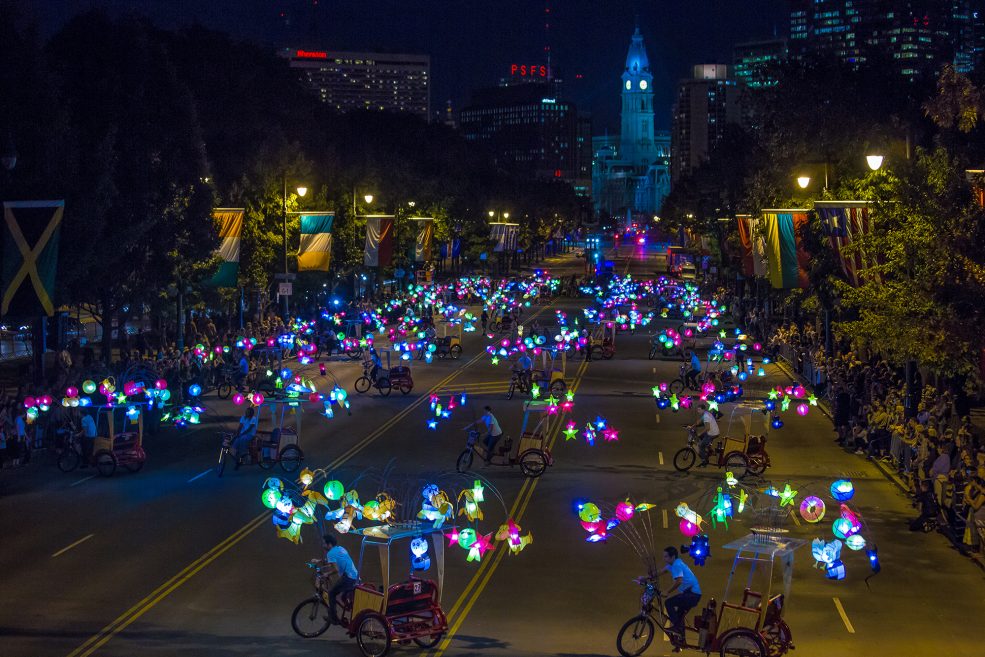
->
xmin=296 ymin=49 xmax=328 ymax=59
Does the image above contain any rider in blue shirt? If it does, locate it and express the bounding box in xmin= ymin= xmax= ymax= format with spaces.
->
xmin=686 ymin=351 xmax=702 ymax=389
xmin=323 ymin=534 xmax=359 ymax=624
xmin=661 ymin=546 xmax=702 ymax=642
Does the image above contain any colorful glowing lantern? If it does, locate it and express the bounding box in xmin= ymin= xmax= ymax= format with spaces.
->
xmin=830 ymin=479 xmax=855 ymax=502
xmin=799 ymin=496 xmax=826 ymax=523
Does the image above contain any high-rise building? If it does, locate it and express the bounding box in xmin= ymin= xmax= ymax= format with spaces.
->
xmin=280 ymin=48 xmax=430 ymax=119
xmin=733 ymin=39 xmax=789 ymax=89
xmin=671 ymin=65 xmax=745 ymax=183
xmin=787 ymin=1 xmax=984 ymax=78
xmin=459 ymin=82 xmax=582 ymax=182
xmin=592 ymin=26 xmax=670 ymax=221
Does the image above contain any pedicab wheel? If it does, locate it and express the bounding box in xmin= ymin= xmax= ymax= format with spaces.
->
xmin=57 ymin=449 xmax=81 ymax=473
xmin=279 ymin=445 xmax=303 ymax=473
xmin=718 ymin=629 xmax=766 ymax=657
xmin=616 ymin=615 xmax=655 ymax=657
xmin=747 ymin=453 xmax=768 ymax=476
xmin=259 ymin=448 xmax=277 ymax=470
xmin=124 ymin=457 xmax=144 ymax=473
xmin=398 ymin=383 xmax=413 ymax=395
xmin=648 ymin=347 xmax=657 ymax=360
xmin=377 ymin=378 xmax=392 ymax=396
xmin=450 ymin=344 xmax=462 ymax=359
xmin=413 ymin=632 xmax=443 ymax=648
xmin=356 ymin=613 xmax=391 ymax=657
xmin=354 ymin=376 xmax=371 ymax=394
xmin=95 ymin=450 xmax=117 ymax=477
xmin=217 ymin=382 xmax=232 ymax=399
xmin=456 ymin=449 xmax=473 ymax=473
xmin=291 ymin=596 xmax=331 ymax=638
xmin=590 ymin=345 xmax=604 ymax=360
xmin=724 ymin=451 xmax=749 ymax=475
xmin=602 ymin=348 xmax=614 ymax=360
xmin=519 ymin=450 xmax=548 ymax=477
xmin=761 ymin=619 xmax=792 ymax=656
xmin=346 ymin=346 xmax=363 ymax=360
xmin=549 ymin=379 xmax=567 ymax=395
xmin=669 ymin=379 xmax=685 ymax=395
xmin=673 ymin=447 xmax=697 ymax=472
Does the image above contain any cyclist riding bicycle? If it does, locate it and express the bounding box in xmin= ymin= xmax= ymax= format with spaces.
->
xmin=660 ymin=546 xmax=702 ymax=648
xmin=689 ymin=402 xmax=720 ymax=466
xmin=512 ymin=352 xmax=533 ymax=390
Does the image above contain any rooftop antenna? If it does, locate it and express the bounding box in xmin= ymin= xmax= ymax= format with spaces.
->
xmin=545 ymin=0 xmax=552 ymax=79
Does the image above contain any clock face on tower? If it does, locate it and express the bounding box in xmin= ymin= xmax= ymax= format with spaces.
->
xmin=639 ymin=80 xmax=648 ymax=90
xmin=625 ymin=80 xmax=631 ymax=90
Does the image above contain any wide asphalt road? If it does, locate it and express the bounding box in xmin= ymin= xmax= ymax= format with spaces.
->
xmin=2 ymin=242 xmax=982 ymax=657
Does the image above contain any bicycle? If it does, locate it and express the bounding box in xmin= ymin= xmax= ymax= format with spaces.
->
xmin=616 ymin=574 xmax=680 ymax=656
xmin=291 ymin=560 xmax=345 ymax=638
xmin=506 ymin=370 xmax=531 ymax=400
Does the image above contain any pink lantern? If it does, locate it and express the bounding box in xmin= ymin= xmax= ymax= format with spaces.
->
xmin=753 ymin=342 xmax=762 ymax=351
xmin=679 ymin=519 xmax=700 ymax=537
xmin=615 ymin=501 xmax=635 ymax=522
xmin=251 ymin=392 xmax=265 ymax=406
xmin=23 ymin=397 xmax=36 ymax=409
xmin=702 ymin=381 xmax=716 ymax=396
xmin=154 ymin=379 xmax=167 ymax=390
xmin=793 ymin=385 xmax=805 ymax=398
xmin=308 ymin=392 xmax=321 ymax=403
xmin=796 ymin=403 xmax=809 ymax=416
xmin=724 ymin=350 xmax=734 ymax=361
xmin=684 ymin=328 xmax=693 ymax=338
xmin=659 ymin=382 xmax=668 ymax=392
xmin=65 ymin=387 xmax=79 ymax=398
xmin=232 ymin=393 xmax=245 ymax=406
xmin=39 ymin=395 xmax=52 ymax=406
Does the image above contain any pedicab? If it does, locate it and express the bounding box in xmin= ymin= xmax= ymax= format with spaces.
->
xmin=433 ymin=320 xmax=462 ymax=360
xmin=60 ymin=403 xmax=147 ymax=477
xmin=291 ymin=523 xmax=452 ymax=657
xmin=215 ymin=396 xmax=304 ymax=476
xmin=616 ymin=532 xmax=804 ymax=657
xmin=456 ymin=400 xmax=554 ymax=477
xmin=589 ymin=321 xmax=616 ymax=360
xmin=354 ymin=350 xmax=414 ymax=396
xmin=673 ymin=404 xmax=772 ymax=477
xmin=530 ymin=345 xmax=567 ymax=396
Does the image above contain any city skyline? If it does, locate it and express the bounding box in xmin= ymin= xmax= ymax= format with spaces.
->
xmin=40 ymin=0 xmax=790 ymax=130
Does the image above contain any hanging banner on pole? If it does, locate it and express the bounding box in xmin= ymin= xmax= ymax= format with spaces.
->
xmin=297 ymin=212 xmax=335 ymax=271
xmin=411 ymin=216 xmax=434 ymax=263
xmin=490 ymin=222 xmax=519 ymax=253
xmin=762 ymin=209 xmax=810 ymax=289
xmin=815 ymin=201 xmax=876 ymax=287
xmin=2 ymin=200 xmax=64 ymax=317
xmin=364 ymin=214 xmax=394 ymax=267
xmin=207 ymin=208 xmax=244 ymax=288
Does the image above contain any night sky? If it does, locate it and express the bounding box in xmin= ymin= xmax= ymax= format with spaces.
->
xmin=40 ymin=1 xmax=789 ymax=131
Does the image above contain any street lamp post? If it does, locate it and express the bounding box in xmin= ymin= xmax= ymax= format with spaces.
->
xmin=281 ymin=174 xmax=307 ymax=318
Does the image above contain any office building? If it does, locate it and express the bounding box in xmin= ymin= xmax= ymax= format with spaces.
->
xmin=459 ymin=82 xmax=582 ymax=182
xmin=788 ymin=0 xmax=984 ymax=78
xmin=280 ymin=48 xmax=430 ymax=119
xmin=671 ymin=65 xmax=745 ymax=183
xmin=592 ymin=26 xmax=671 ymax=221
xmin=733 ymin=39 xmax=788 ymax=89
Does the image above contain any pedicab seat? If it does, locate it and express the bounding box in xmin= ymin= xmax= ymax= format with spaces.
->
xmin=386 ymin=578 xmax=438 ymax=615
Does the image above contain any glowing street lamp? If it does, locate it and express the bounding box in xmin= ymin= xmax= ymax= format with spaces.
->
xmin=866 ymin=154 xmax=884 ymax=171
xmin=796 ymin=176 xmax=811 ymax=189
xmin=296 ymin=186 xmax=308 ymax=197
xmin=364 ymin=194 xmax=374 ymax=205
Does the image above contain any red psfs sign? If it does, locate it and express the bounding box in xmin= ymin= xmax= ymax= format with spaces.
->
xmin=296 ymin=49 xmax=328 ymax=59
xmin=511 ymin=64 xmax=549 ymax=77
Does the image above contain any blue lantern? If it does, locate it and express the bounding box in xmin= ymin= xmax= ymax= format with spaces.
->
xmin=826 ymin=560 xmax=846 ymax=580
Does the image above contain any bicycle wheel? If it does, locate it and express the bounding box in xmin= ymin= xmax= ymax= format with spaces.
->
xmin=376 ymin=378 xmax=391 ymax=396
xmin=506 ymin=380 xmax=516 ymax=400
xmin=456 ymin=449 xmax=473 ymax=473
xmin=673 ymin=447 xmax=697 ymax=472
xmin=398 ymin=383 xmax=412 ymax=395
xmin=356 ymin=613 xmax=391 ymax=657
xmin=450 ymin=344 xmax=462 ymax=359
xmin=519 ymin=450 xmax=548 ymax=477
xmin=291 ymin=596 xmax=331 ymax=638
xmin=279 ymin=445 xmax=303 ymax=473
xmin=95 ymin=450 xmax=116 ymax=477
xmin=616 ymin=615 xmax=655 ymax=657
xmin=669 ymin=379 xmax=685 ymax=395
xmin=590 ymin=345 xmax=604 ymax=360
xmin=549 ymin=379 xmax=567 ymax=395
xmin=648 ymin=347 xmax=657 ymax=360
xmin=413 ymin=632 xmax=443 ymax=648
xmin=57 ymin=448 xmax=81 ymax=473
xmin=747 ymin=453 xmax=768 ymax=476
xmin=354 ymin=376 xmax=371 ymax=394
xmin=602 ymin=348 xmax=614 ymax=360
xmin=724 ymin=451 xmax=749 ymax=475
xmin=215 ymin=448 xmax=227 ymax=477
xmin=217 ymin=382 xmax=232 ymax=399
xmin=124 ymin=457 xmax=144 ymax=473
xmin=346 ymin=346 xmax=363 ymax=360
xmin=719 ymin=629 xmax=766 ymax=657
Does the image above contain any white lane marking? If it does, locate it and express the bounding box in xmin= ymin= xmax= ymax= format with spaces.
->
xmin=52 ymin=534 xmax=94 ymax=558
xmin=833 ymin=597 xmax=856 ymax=633
xmin=652 ymin=367 xmax=656 ymax=374
xmin=658 ymin=451 xmax=664 ymax=466
xmin=187 ymin=469 xmax=212 ymax=483
xmin=654 ymin=413 xmax=660 ymax=424
xmin=662 ymin=509 xmax=669 ymax=529
xmin=70 ymin=475 xmax=95 ymax=487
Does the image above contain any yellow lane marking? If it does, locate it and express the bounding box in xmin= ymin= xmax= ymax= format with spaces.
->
xmin=833 ymin=597 xmax=856 ymax=634
xmin=431 ymin=355 xmax=591 ymax=655
xmin=65 ymin=300 xmax=559 ymax=657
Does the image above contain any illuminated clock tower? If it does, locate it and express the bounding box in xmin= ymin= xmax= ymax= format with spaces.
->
xmin=620 ymin=26 xmax=656 ymax=169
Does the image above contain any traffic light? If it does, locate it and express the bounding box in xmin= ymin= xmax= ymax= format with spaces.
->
xmin=689 ymin=534 xmax=710 ymax=566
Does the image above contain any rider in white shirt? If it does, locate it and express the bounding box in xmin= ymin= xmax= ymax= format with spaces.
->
xmin=690 ymin=402 xmax=720 ymax=466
